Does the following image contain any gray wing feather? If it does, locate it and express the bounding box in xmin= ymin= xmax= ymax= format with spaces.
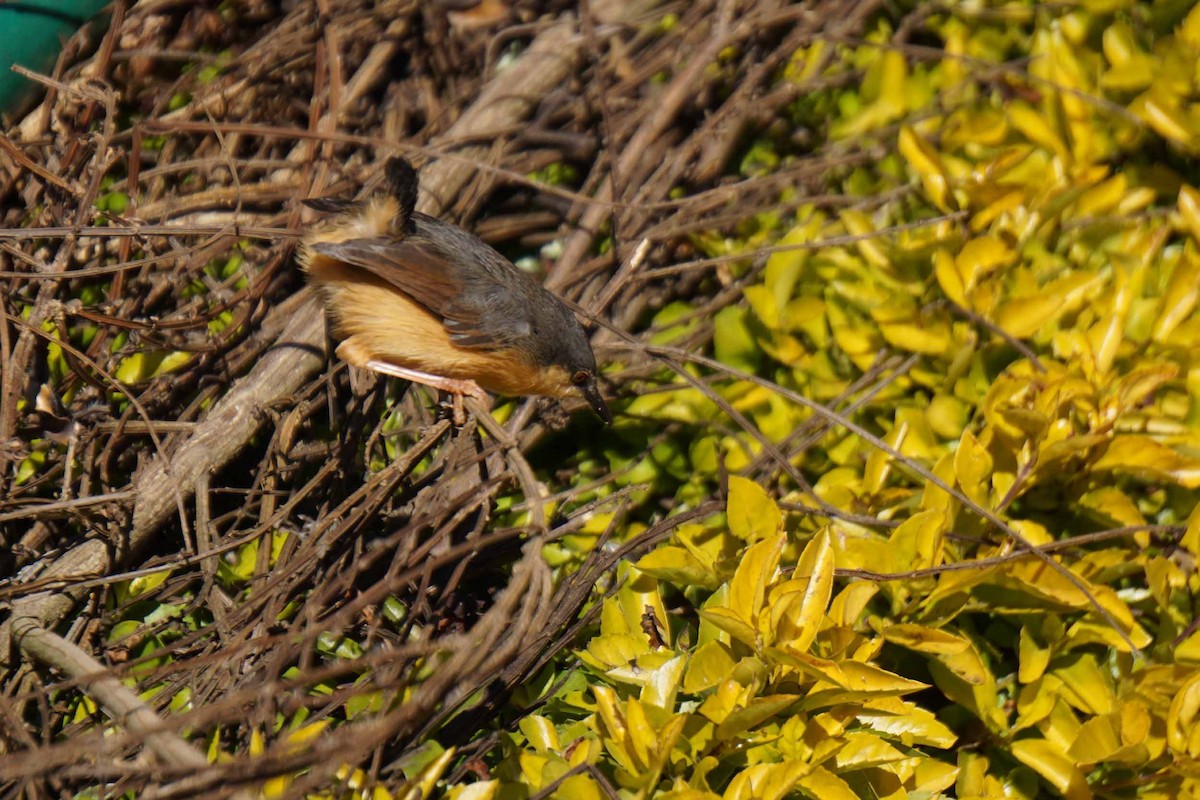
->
xmin=308 ymin=230 xmax=537 ymax=351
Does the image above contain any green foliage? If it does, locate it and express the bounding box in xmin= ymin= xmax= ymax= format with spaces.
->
xmin=442 ymin=4 xmax=1200 ymax=800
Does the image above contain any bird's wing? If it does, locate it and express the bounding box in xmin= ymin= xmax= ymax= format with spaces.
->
xmin=308 ymin=236 xmax=534 ymax=350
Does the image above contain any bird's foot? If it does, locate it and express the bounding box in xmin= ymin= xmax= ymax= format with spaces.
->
xmin=363 ymin=360 xmax=489 ymax=425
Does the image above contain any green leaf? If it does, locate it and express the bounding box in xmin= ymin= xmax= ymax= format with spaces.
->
xmin=713 ymin=306 xmax=762 ymax=374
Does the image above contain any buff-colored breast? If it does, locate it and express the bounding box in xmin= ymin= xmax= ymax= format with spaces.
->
xmin=302 ymin=250 xmax=571 ymax=398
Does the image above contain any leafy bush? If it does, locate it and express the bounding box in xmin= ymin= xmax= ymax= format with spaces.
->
xmin=442 ymin=4 xmax=1200 ymax=799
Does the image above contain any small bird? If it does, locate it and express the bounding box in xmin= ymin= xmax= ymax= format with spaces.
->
xmin=299 ymin=157 xmax=612 ymax=425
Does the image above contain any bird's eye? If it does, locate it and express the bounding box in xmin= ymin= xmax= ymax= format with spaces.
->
xmin=572 ymin=370 xmax=590 ymax=385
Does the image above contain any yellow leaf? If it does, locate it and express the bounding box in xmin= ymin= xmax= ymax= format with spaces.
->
xmin=1183 ymin=3 xmax=1200 ymax=48
xmin=1088 ymin=264 xmax=1133 ymax=377
xmin=113 ymin=349 xmax=193 ymax=384
xmin=723 ymin=761 xmax=809 ymax=800
xmin=716 ymin=695 xmax=801 ymax=740
xmin=1101 ymin=22 xmax=1138 ymax=67
xmin=934 ymin=249 xmax=966 ymax=307
xmin=583 ymin=634 xmax=648 ymax=670
xmin=827 ymin=301 xmax=883 ymax=371
xmin=828 ymin=583 xmax=878 ymax=628
xmin=887 ymin=509 xmax=947 ymax=572
xmin=970 ymin=187 xmax=1026 ymax=233
xmin=955 ymin=235 xmax=1013 ymax=291
xmin=206 ymin=727 xmax=221 ymax=763
xmin=726 ymin=531 xmax=785 ymax=627
xmin=518 ymin=716 xmax=560 ymax=753
xmin=714 ymin=306 xmax=762 ymax=375
xmin=863 ymin=419 xmax=906 ymax=495
xmin=764 ymin=214 xmax=821 ymax=309
xmin=944 ymin=107 xmax=1009 ymax=150
xmin=1019 ymin=625 xmax=1053 ymax=684
xmin=624 ymin=697 xmax=656 ymax=769
xmin=1139 ymin=96 xmax=1194 ymax=148
xmin=698 ymin=678 xmax=751 ymax=726
xmin=1177 ymin=186 xmax=1200 ymax=245
xmin=913 ymin=759 xmax=960 ymax=794
xmin=1167 ymin=672 xmax=1200 ymax=757
xmin=928 ymin=659 xmax=1007 ymax=733
xmin=1011 ymin=739 xmax=1092 ymax=800
xmin=996 ymin=559 xmax=1139 ymax=631
xmin=599 ymin=593 xmax=633 ymax=636
xmin=877 ymin=318 xmax=951 ymax=355
xmin=1176 ymin=628 xmax=1200 ymax=665
xmin=617 ymin=568 xmax=669 ymax=645
xmin=1184 ymin=502 xmax=1200 ymax=559
xmin=593 ymin=685 xmax=626 ymax=739
xmin=654 ymin=714 xmax=689 ymax=775
xmin=699 ymin=606 xmax=758 ymax=649
xmin=993 ymin=271 xmax=1105 ymax=338
xmin=954 ymin=430 xmax=993 ymax=507
xmin=445 ymin=780 xmax=499 ymax=800
xmin=124 ymin=568 xmax=173 ymax=599
xmin=1093 ymin=435 xmax=1200 ymax=488
xmin=726 ymin=476 xmax=782 ymax=542
xmin=743 ymin=284 xmax=779 ymax=330
xmin=899 ymin=126 xmax=952 ymax=212
xmin=637 ymin=546 xmax=722 ymax=590
xmin=892 ymin=407 xmax=939 ymax=460
xmin=774 ymin=648 xmax=929 ymax=698
xmin=1052 ymin=654 xmax=1115 ymax=716
xmin=772 ymin=530 xmax=834 ymax=651
xmin=795 ymin=766 xmax=859 ymax=800
xmin=677 ymin=523 xmax=730 ymax=571
xmin=1066 ymin=617 xmax=1153 ymax=652
xmin=856 ymin=697 xmax=958 ymax=748
xmin=880 ymin=624 xmax=970 ymax=655
xmin=156 ymin=350 xmax=193 ymax=376
xmin=114 ymin=351 xmax=152 ymax=384
xmin=920 ymin=451 xmax=958 ymax=514
xmin=1068 ymin=714 xmax=1122 ymax=765
xmin=640 ymin=654 xmax=687 ymax=711
xmin=411 ymin=747 xmax=456 ymax=799
xmin=1008 ymin=102 xmax=1067 ymax=160
xmin=249 ymin=727 xmax=265 ymax=758
xmin=1015 ymin=676 xmax=1060 ymax=732
xmin=785 ymin=296 xmax=828 ymax=342
xmin=831 ymin=731 xmax=907 ymax=769
xmin=517 ymin=749 xmax=551 ymax=783
xmin=684 ymin=641 xmax=737 ymax=693
xmin=661 ymin=788 xmax=718 ymax=800
xmin=840 ymin=209 xmax=889 ymax=269
xmin=1152 ymin=249 xmax=1200 ymax=341
xmin=936 ymin=643 xmax=990 ymax=686
xmin=286 ymin=720 xmax=330 ymax=746
xmin=875 ymin=50 xmax=909 ymax=117
xmin=1075 ymin=173 xmax=1126 ymax=217
xmin=1076 ymin=488 xmax=1146 ymax=528
xmin=263 ymin=775 xmax=289 ymax=798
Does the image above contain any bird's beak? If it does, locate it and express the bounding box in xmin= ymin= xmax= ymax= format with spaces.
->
xmin=581 ymin=378 xmax=613 ymax=425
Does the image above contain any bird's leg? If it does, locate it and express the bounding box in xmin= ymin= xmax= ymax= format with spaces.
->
xmin=450 ymin=393 xmax=465 ymax=427
xmin=363 ymin=360 xmax=489 ymax=425
xmin=363 ymin=360 xmax=487 ymax=399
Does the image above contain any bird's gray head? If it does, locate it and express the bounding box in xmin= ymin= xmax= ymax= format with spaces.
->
xmin=532 ymin=298 xmax=611 ymax=424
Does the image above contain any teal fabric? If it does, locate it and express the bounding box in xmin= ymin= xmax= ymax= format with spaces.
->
xmin=0 ymin=1 xmax=112 ymax=119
